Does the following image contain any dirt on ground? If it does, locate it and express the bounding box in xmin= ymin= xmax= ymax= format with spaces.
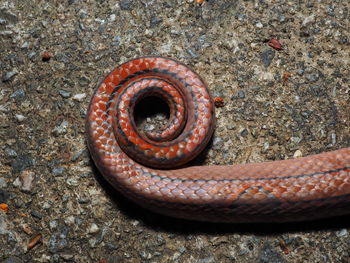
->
xmin=0 ymin=0 xmax=349 ymax=262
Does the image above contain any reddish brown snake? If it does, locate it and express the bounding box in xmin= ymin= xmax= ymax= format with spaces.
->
xmin=86 ymin=56 xmax=350 ymax=223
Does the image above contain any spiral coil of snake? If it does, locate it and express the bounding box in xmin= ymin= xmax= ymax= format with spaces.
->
xmin=86 ymin=56 xmax=350 ymax=223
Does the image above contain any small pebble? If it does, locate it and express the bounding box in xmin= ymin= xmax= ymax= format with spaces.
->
xmin=73 ymin=93 xmax=86 ymax=101
xmin=49 ymin=220 xmax=59 ymax=231
xmin=187 ymin=48 xmax=198 ymax=59
xmin=237 ymin=90 xmax=245 ymax=98
xmin=64 ymin=216 xmax=75 ymax=226
xmin=305 ymin=73 xmax=319 ymax=82
xmin=240 ymin=129 xmax=249 ymax=137
xmin=336 ymin=229 xmax=347 ymax=237
xmin=21 ymin=42 xmax=29 ymax=49
xmin=60 ymin=253 xmax=74 ymax=261
xmin=5 ymin=148 xmax=17 ymax=158
xmin=2 ymin=70 xmax=17 ymax=82
xmin=0 ymin=189 xmax=10 ymax=203
xmin=0 ymin=177 xmax=8 ymax=188
xmin=11 ymin=154 xmax=34 ymax=173
xmin=10 ymin=89 xmax=25 ymax=100
xmin=120 ymin=0 xmax=132 ymax=10
xmin=255 ymin=22 xmax=263 ymax=28
xmin=48 ymin=227 xmax=69 ymax=252
xmin=52 ymin=121 xmax=69 ymax=136
xmin=302 ymin=14 xmax=315 ymax=26
xmin=28 ymin=51 xmax=37 ymax=60
xmin=15 ymin=114 xmax=26 ymax=122
xmin=58 ymin=89 xmax=71 ymax=98
xmin=212 ymin=136 xmax=223 ymax=150
xmin=150 ymin=16 xmax=162 ymax=26
xmin=290 ymin=137 xmax=302 ymax=144
xmin=52 ymin=166 xmax=65 ymax=176
xmin=31 ymin=210 xmax=43 ymax=220
xmin=1 ymin=256 xmax=22 ymax=263
xmin=13 ymin=177 xmax=22 ymax=187
xmin=293 ymin=150 xmax=303 ymax=158
xmin=88 ymin=223 xmax=99 ymax=234
xmin=109 ymin=14 xmax=116 ymax=22
xmin=20 ymin=170 xmax=35 ymax=192
xmin=260 ymin=49 xmax=275 ymax=67
xmin=71 ymin=150 xmax=84 ymax=161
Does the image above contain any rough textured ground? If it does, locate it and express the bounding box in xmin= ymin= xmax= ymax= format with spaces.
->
xmin=1 ymin=0 xmax=349 ymax=262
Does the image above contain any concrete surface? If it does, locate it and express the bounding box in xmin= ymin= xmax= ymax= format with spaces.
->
xmin=0 ymin=0 xmax=349 ymax=262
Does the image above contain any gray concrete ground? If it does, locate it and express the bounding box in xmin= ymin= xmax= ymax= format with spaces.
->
xmin=0 ymin=0 xmax=349 ymax=262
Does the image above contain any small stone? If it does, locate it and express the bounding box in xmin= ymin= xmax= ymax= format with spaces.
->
xmin=290 ymin=137 xmax=302 ymax=144
xmin=31 ymin=210 xmax=43 ymax=220
xmin=109 ymin=14 xmax=116 ymax=22
xmin=120 ymin=0 xmax=132 ymax=10
xmin=52 ymin=121 xmax=69 ymax=136
xmin=187 ymin=48 xmax=198 ymax=58
xmin=80 ymin=173 xmax=92 ymax=178
xmin=293 ymin=150 xmax=303 ymax=158
xmin=20 ymin=170 xmax=35 ymax=192
xmin=112 ymin=36 xmax=121 ymax=46
xmin=78 ymin=199 xmax=89 ymax=204
xmin=48 ymin=227 xmax=69 ymax=252
xmin=131 ymin=220 xmax=139 ymax=227
xmin=58 ymin=90 xmax=71 ymax=98
xmin=237 ymin=90 xmax=245 ymax=98
xmin=263 ymin=142 xmax=269 ymax=151
xmin=330 ymin=132 xmax=336 ymax=145
xmin=10 ymin=89 xmax=25 ymax=100
xmin=5 ymin=148 xmax=17 ymax=158
xmin=88 ymin=223 xmax=99 ymax=234
xmin=64 ymin=216 xmax=75 ymax=226
xmin=28 ymin=51 xmax=37 ymax=60
xmin=11 ymin=154 xmax=34 ymax=173
xmin=139 ymin=251 xmax=152 ymax=260
xmin=71 ymin=150 xmax=84 ymax=161
xmin=42 ymin=200 xmax=53 ymax=209
xmin=60 ymin=253 xmax=74 ymax=261
xmin=305 ymin=73 xmax=319 ymax=82
xmin=79 ymin=76 xmax=91 ymax=86
xmin=278 ymin=15 xmax=286 ymax=23
xmin=13 ymin=177 xmax=21 ymax=187
xmin=212 ymin=136 xmax=223 ymax=150
xmin=150 ymin=16 xmax=162 ymax=26
xmin=0 ymin=177 xmax=7 ymax=188
xmin=240 ymin=129 xmax=249 ymax=137
xmin=52 ymin=166 xmax=65 ymax=176
xmin=258 ymin=242 xmax=286 ymax=263
xmin=297 ymin=68 xmax=304 ymax=76
xmin=260 ymin=49 xmax=275 ymax=67
xmin=302 ymin=14 xmax=315 ymax=26
xmin=2 ymin=70 xmax=17 ymax=82
xmin=15 ymin=114 xmax=26 ymax=122
xmin=89 ymin=237 xmax=98 ymax=247
xmin=1 ymin=256 xmax=23 ymax=263
xmin=72 ymin=93 xmax=86 ymax=101
xmin=0 ymin=189 xmax=10 ymax=203
xmin=255 ymin=22 xmax=263 ymax=28
xmin=198 ymin=256 xmax=216 ymax=263
xmin=336 ymin=229 xmax=347 ymax=237
xmin=49 ymin=220 xmax=59 ymax=231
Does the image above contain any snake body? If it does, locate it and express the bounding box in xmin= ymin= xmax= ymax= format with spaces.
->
xmin=86 ymin=56 xmax=350 ymax=223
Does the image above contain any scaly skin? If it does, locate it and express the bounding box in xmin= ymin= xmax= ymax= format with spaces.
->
xmin=86 ymin=56 xmax=350 ymax=223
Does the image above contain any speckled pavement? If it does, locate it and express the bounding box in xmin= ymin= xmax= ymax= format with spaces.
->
xmin=0 ymin=1 xmax=349 ymax=262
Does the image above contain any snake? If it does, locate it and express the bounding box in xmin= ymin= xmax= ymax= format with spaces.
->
xmin=86 ymin=56 xmax=350 ymax=223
